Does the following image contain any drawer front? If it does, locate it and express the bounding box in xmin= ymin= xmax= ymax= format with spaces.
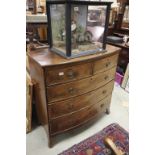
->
xmin=94 ymin=54 xmax=118 ymax=74
xmin=48 ymin=81 xmax=114 ymax=118
xmin=47 ymin=67 xmax=116 ymax=102
xmin=121 ymin=49 xmax=129 ymax=58
xmin=45 ymin=63 xmax=92 ymax=86
xmin=50 ymin=95 xmax=111 ymax=134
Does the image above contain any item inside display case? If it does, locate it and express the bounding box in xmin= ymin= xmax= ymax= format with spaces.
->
xmin=121 ymin=4 xmax=129 ymax=28
xmin=46 ymin=0 xmax=112 ymax=58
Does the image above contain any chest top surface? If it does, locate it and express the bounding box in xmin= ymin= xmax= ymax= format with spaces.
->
xmin=27 ymin=44 xmax=120 ymax=67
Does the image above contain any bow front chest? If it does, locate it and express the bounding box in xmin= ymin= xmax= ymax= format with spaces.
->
xmin=28 ymin=45 xmax=120 ymax=147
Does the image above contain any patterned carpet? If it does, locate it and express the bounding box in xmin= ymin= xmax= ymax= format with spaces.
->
xmin=58 ymin=123 xmax=129 ymax=155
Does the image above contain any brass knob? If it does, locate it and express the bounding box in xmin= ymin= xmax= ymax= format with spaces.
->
xmin=104 ymin=75 xmax=109 ymax=80
xmin=105 ymin=62 xmax=111 ymax=67
xmin=102 ymin=90 xmax=107 ymax=94
xmin=67 ymin=70 xmax=75 ymax=79
xmin=68 ymin=102 xmax=74 ymax=110
xmin=100 ymin=103 xmax=104 ymax=108
xmin=90 ymin=110 xmax=96 ymax=115
xmin=68 ymin=118 xmax=74 ymax=124
xmin=68 ymin=87 xmax=76 ymax=94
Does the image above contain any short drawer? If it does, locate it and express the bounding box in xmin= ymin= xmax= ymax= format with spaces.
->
xmin=49 ymin=95 xmax=111 ymax=134
xmin=45 ymin=63 xmax=92 ymax=86
xmin=47 ymin=67 xmax=116 ymax=102
xmin=48 ymin=81 xmax=114 ymax=118
xmin=93 ymin=54 xmax=118 ymax=74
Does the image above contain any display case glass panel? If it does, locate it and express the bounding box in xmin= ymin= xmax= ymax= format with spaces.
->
xmin=71 ymin=5 xmax=107 ymax=55
xmin=50 ymin=4 xmax=66 ymax=53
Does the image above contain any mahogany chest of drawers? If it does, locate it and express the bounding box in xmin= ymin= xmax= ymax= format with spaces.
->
xmin=28 ymin=45 xmax=120 ymax=147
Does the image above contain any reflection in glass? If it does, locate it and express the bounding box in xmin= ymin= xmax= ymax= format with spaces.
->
xmin=50 ymin=4 xmax=66 ymax=53
xmin=71 ymin=5 xmax=107 ymax=55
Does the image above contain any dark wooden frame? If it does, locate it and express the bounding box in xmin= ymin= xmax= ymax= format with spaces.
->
xmin=46 ymin=0 xmax=112 ymax=58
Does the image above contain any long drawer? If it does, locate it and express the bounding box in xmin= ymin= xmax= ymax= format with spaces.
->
xmin=93 ymin=54 xmax=118 ymax=74
xmin=49 ymin=95 xmax=111 ymax=135
xmin=47 ymin=67 xmax=116 ymax=102
xmin=48 ymin=81 xmax=114 ymax=118
xmin=45 ymin=62 xmax=92 ymax=86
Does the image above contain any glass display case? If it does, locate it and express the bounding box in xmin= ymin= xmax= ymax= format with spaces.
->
xmin=46 ymin=0 xmax=112 ymax=58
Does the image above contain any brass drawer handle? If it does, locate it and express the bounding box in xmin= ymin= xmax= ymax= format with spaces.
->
xmin=68 ymin=87 xmax=76 ymax=95
xmin=89 ymin=106 xmax=96 ymax=115
xmin=102 ymin=90 xmax=107 ymax=94
xmin=68 ymin=118 xmax=75 ymax=124
xmin=67 ymin=69 xmax=76 ymax=79
xmin=104 ymin=75 xmax=109 ymax=80
xmin=67 ymin=102 xmax=74 ymax=110
xmin=105 ymin=62 xmax=111 ymax=67
xmin=89 ymin=110 xmax=96 ymax=115
xmin=100 ymin=103 xmax=105 ymax=108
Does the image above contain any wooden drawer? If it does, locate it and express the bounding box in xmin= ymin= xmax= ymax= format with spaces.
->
xmin=45 ymin=63 xmax=92 ymax=86
xmin=48 ymin=81 xmax=114 ymax=118
xmin=93 ymin=54 xmax=118 ymax=74
xmin=121 ymin=49 xmax=129 ymax=57
xmin=47 ymin=67 xmax=116 ymax=102
xmin=50 ymin=95 xmax=111 ymax=134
